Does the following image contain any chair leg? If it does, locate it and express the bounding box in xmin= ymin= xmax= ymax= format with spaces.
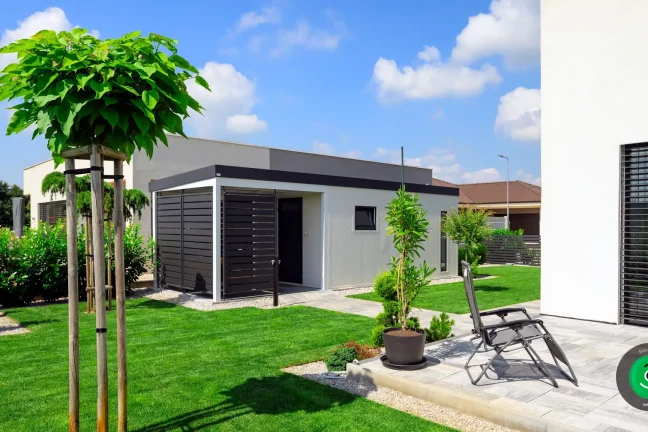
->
xmin=542 ymin=334 xmax=578 ymax=386
xmin=465 ymin=338 xmax=514 ymax=385
xmin=523 ymin=340 xmax=558 ymax=388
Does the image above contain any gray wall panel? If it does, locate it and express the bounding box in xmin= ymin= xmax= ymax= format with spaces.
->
xmin=269 ymin=148 xmax=432 ymax=185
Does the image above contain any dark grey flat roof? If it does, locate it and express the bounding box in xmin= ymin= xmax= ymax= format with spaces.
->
xmin=149 ymin=164 xmax=459 ymax=197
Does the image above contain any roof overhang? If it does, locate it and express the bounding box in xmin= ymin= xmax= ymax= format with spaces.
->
xmin=149 ymin=164 xmax=459 ymax=197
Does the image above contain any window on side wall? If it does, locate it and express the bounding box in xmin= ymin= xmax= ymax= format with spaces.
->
xmin=354 ymin=206 xmax=376 ymax=231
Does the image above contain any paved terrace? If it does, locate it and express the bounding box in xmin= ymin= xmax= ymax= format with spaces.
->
xmin=346 ymin=306 xmax=648 ymax=432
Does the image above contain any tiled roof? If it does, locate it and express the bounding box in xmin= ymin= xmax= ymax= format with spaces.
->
xmin=431 ymin=179 xmax=541 ymax=205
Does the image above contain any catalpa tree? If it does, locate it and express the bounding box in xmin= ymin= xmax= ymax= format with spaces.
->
xmin=0 ymin=28 xmax=209 ymax=161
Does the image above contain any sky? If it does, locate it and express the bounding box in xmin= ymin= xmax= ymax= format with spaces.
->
xmin=0 ymin=0 xmax=541 ymax=188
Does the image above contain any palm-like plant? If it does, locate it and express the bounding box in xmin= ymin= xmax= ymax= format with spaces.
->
xmin=386 ymin=187 xmax=435 ymax=330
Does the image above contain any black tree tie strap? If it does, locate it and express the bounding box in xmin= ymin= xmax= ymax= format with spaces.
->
xmin=96 ymin=328 xmax=107 ymax=334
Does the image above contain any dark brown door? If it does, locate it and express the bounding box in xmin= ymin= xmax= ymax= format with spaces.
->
xmin=222 ymin=191 xmax=277 ymax=298
xmin=278 ymin=198 xmax=303 ymax=284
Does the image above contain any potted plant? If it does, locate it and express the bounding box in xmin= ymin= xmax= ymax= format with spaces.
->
xmin=382 ymin=187 xmax=434 ymax=368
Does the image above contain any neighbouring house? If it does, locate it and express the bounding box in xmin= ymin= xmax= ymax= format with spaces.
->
xmin=23 ymin=136 xmax=459 ymax=300
xmin=542 ymin=0 xmax=648 ymax=325
xmin=432 ymin=179 xmax=541 ymax=235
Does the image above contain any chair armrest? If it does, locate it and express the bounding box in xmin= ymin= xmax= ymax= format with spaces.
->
xmin=482 ymin=318 xmax=543 ymax=331
xmin=480 ymin=307 xmax=528 ymax=319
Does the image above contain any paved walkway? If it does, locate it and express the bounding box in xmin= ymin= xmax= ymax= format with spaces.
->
xmin=291 ymin=289 xmax=539 ymax=337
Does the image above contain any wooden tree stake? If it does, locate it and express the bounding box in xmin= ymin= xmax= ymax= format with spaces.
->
xmin=90 ymin=145 xmax=109 ymax=432
xmin=114 ymin=160 xmax=128 ymax=432
xmin=65 ymin=159 xmax=80 ymax=432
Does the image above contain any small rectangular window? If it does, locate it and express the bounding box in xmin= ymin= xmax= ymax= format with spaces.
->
xmin=39 ymin=201 xmax=66 ymax=226
xmin=355 ymin=206 xmax=376 ymax=231
xmin=440 ymin=211 xmax=447 ymax=271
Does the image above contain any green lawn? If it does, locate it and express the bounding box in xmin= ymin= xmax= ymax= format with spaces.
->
xmin=0 ymin=299 xmax=453 ymax=431
xmin=350 ymin=266 xmax=540 ymax=314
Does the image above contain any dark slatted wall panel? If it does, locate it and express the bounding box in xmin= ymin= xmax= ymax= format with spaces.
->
xmin=157 ymin=189 xmax=213 ymax=293
xmin=621 ymin=144 xmax=648 ymax=325
xmin=223 ymin=191 xmax=276 ymax=298
xmin=484 ymin=235 xmax=541 ymax=266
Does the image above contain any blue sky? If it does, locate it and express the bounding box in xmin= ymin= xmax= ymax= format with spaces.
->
xmin=0 ymin=0 xmax=540 ymax=187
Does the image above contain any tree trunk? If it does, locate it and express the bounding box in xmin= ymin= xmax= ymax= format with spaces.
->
xmin=114 ymin=160 xmax=128 ymax=432
xmin=65 ymin=159 xmax=79 ymax=432
xmin=90 ymin=145 xmax=109 ymax=432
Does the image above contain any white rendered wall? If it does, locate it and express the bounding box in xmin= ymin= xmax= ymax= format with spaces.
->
xmin=541 ymin=0 xmax=648 ymax=323
xmin=325 ymin=187 xmax=458 ymax=289
xmin=301 ymin=193 xmax=323 ymax=289
xmin=23 ymin=158 xmax=132 ymax=228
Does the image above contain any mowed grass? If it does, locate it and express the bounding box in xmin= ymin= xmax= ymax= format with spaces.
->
xmin=0 ymin=299 xmax=454 ymax=431
xmin=350 ymin=266 xmax=540 ymax=314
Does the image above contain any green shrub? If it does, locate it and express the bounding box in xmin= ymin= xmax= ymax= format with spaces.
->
xmin=325 ymin=346 xmax=360 ymax=371
xmin=0 ymin=221 xmax=153 ymax=307
xmin=374 ymin=271 xmax=396 ymax=301
xmin=370 ymin=325 xmax=386 ymax=347
xmin=0 ymin=228 xmax=26 ymax=306
xmin=106 ymin=223 xmax=156 ymax=293
xmin=492 ymin=228 xmax=524 ymax=236
xmin=426 ymin=313 xmax=455 ymax=342
xmin=20 ymin=223 xmax=69 ymax=303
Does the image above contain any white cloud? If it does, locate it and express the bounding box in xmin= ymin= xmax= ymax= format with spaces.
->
xmin=185 ymin=62 xmax=267 ymax=138
xmin=516 ymin=169 xmax=541 ymax=185
xmin=313 ymin=139 xmax=361 ymax=159
xmin=417 ymin=45 xmax=440 ymax=63
xmin=226 ymin=114 xmax=267 ymax=134
xmin=1 ymin=8 xmax=70 ymax=69
xmin=235 ymin=7 xmax=281 ymax=33
xmin=372 ymin=53 xmax=501 ymax=103
xmin=0 ymin=8 xmax=100 ymax=69
xmin=451 ymin=0 xmax=540 ymax=69
xmin=372 ymin=147 xmax=503 ymax=184
xmin=461 ymin=168 xmax=503 ymax=183
xmin=271 ymin=19 xmax=344 ymax=57
xmin=495 ymin=87 xmax=540 ymax=141
xmin=313 ymin=139 xmax=335 ymax=155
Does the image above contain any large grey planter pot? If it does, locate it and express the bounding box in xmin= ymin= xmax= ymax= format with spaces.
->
xmin=382 ymin=328 xmax=426 ymax=369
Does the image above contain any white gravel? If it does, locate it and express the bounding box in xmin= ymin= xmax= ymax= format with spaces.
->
xmin=0 ymin=313 xmax=29 ymax=336
xmin=131 ymin=288 xmax=278 ymax=310
xmin=283 ymin=361 xmax=514 ymax=432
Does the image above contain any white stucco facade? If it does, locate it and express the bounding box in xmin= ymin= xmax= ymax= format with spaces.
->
xmin=541 ymin=0 xmax=648 ymax=323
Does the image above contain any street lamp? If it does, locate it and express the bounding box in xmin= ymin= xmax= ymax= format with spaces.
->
xmin=498 ymin=154 xmax=509 ymax=229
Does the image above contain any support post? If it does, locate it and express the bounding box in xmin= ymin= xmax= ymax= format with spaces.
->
xmin=65 ymin=159 xmax=79 ymax=432
xmin=114 ymin=160 xmax=128 ymax=432
xmin=90 ymin=145 xmax=108 ymax=432
xmin=106 ymin=220 xmax=112 ymax=311
xmin=273 ymin=190 xmax=279 ymax=307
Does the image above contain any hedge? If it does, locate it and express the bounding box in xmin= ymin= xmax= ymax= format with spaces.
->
xmin=0 ymin=222 xmax=154 ymax=307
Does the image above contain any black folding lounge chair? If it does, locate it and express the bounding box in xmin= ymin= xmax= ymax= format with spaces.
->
xmin=460 ymin=261 xmax=578 ymax=388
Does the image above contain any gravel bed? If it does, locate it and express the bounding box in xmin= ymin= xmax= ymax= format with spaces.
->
xmin=283 ymin=361 xmax=514 ymax=432
xmin=132 ymin=288 xmax=278 ymax=310
xmin=0 ymin=313 xmax=29 ymax=336
xmin=332 ymin=286 xmax=374 ymax=296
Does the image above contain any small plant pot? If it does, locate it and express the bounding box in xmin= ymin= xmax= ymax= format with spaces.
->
xmin=382 ymin=328 xmax=426 ymax=367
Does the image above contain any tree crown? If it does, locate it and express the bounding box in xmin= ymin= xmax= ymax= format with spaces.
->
xmin=0 ymin=29 xmax=209 ymax=163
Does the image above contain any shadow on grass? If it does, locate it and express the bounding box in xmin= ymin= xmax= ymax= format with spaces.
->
xmin=17 ymin=318 xmax=60 ymax=327
xmin=474 ymin=285 xmax=509 ymax=293
xmin=128 ymin=299 xmax=177 ymax=310
xmin=133 ymin=374 xmax=359 ymax=431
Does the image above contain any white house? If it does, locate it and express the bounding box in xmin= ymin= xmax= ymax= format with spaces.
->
xmin=542 ymin=0 xmax=648 ymax=325
xmin=24 ymin=136 xmax=459 ymax=301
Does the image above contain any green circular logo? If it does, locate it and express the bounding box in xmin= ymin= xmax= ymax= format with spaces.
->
xmin=629 ymin=355 xmax=648 ymax=399
xmin=617 ymin=344 xmax=648 ymax=410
